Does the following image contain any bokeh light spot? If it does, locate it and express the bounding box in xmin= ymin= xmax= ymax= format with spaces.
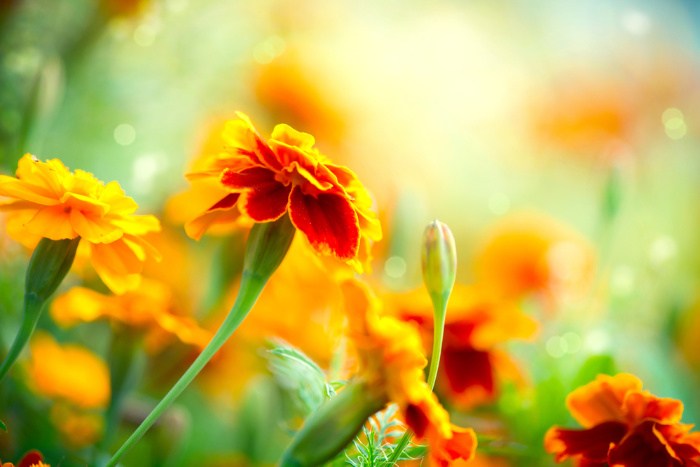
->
xmin=488 ymin=193 xmax=510 ymax=215
xmin=621 ymin=10 xmax=651 ymax=36
xmin=562 ymin=332 xmax=582 ymax=354
xmin=134 ymin=24 xmax=157 ymax=47
xmin=649 ymin=236 xmax=677 ymax=269
xmin=114 ymin=124 xmax=136 ymax=146
xmin=384 ymin=256 xmax=407 ymax=279
xmin=546 ymin=336 xmax=566 ymax=358
xmin=610 ymin=265 xmax=635 ymax=296
xmin=583 ymin=329 xmax=610 ymax=354
xmin=253 ymin=36 xmax=286 ymax=64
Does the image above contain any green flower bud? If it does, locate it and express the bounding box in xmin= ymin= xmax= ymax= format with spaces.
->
xmin=280 ymin=379 xmax=387 ymax=467
xmin=243 ymin=214 xmax=296 ymax=283
xmin=421 ymin=220 xmax=457 ymax=306
xmin=0 ymin=236 xmax=80 ymax=383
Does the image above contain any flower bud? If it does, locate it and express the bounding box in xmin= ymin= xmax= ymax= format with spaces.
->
xmin=0 ymin=236 xmax=81 ymax=383
xmin=243 ymin=214 xmax=296 ymax=282
xmin=421 ymin=220 xmax=457 ymax=305
xmin=280 ymin=379 xmax=387 ymax=467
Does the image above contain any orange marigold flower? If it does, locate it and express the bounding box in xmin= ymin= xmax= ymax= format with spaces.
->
xmin=27 ymin=332 xmax=110 ymax=410
xmin=1 ymin=451 xmax=49 ymax=467
xmin=545 ymin=373 xmax=700 ymax=466
xmin=50 ymin=279 xmax=212 ymax=353
xmin=0 ymin=155 xmax=161 ymax=294
xmin=388 ymin=284 xmax=537 ymax=408
xmin=342 ymin=280 xmax=476 ymax=466
xmin=475 ymin=212 xmax=594 ymax=306
xmin=184 ymin=113 xmax=381 ymax=273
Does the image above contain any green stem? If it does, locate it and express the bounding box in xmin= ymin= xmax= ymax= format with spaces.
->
xmin=99 ymin=331 xmax=145 ymax=452
xmin=0 ymin=293 xmax=43 ymax=383
xmin=426 ymin=298 xmax=446 ymax=390
xmin=104 ymin=271 xmax=267 ymax=467
xmin=387 ymin=293 xmax=448 ymax=465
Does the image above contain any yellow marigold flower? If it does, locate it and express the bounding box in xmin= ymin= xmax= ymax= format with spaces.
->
xmin=27 ymin=332 xmax=110 ymax=410
xmin=342 ymin=280 xmax=476 ymax=466
xmin=50 ymin=279 xmax=212 ymax=353
xmin=0 ymin=155 xmax=162 ymax=294
xmin=50 ymin=402 xmax=103 ymax=450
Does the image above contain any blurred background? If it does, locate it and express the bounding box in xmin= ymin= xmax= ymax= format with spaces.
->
xmin=2 ymin=0 xmax=700 ymax=466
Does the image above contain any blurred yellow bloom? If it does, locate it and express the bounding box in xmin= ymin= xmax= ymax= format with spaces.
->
xmin=475 ymin=211 xmax=594 ymax=308
xmin=0 ymin=155 xmax=162 ymax=294
xmin=388 ymin=284 xmax=537 ymax=408
xmin=342 ymin=280 xmax=476 ymax=466
xmin=50 ymin=279 xmax=212 ymax=353
xmin=50 ymin=403 xmax=103 ymax=450
xmin=27 ymin=332 xmax=110 ymax=410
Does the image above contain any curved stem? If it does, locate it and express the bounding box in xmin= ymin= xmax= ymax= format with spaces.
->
xmin=0 ymin=293 xmax=43 ymax=383
xmin=104 ymin=271 xmax=267 ymax=467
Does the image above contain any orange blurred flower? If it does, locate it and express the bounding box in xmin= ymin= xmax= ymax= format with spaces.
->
xmin=255 ymin=49 xmax=346 ymax=145
xmin=0 ymin=155 xmax=161 ymax=294
xmin=545 ymin=373 xmax=700 ymax=466
xmin=1 ymin=451 xmax=49 ymax=467
xmin=388 ymin=284 xmax=537 ymax=408
xmin=342 ymin=280 xmax=476 ymax=466
xmin=474 ymin=212 xmax=594 ymax=307
xmin=50 ymin=402 xmax=103 ymax=449
xmin=50 ymin=279 xmax=212 ymax=353
xmin=183 ymin=113 xmax=381 ymax=273
xmin=27 ymin=332 xmax=110 ymax=410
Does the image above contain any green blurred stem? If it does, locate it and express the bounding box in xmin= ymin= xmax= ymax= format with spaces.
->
xmin=0 ymin=293 xmax=43 ymax=383
xmin=104 ymin=271 xmax=267 ymax=467
xmin=100 ymin=331 xmax=145 ymax=451
xmin=387 ymin=292 xmax=448 ymax=465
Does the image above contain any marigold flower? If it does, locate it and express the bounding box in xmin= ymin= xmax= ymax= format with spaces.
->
xmin=545 ymin=373 xmax=700 ymax=466
xmin=27 ymin=332 xmax=110 ymax=410
xmin=183 ymin=113 xmax=381 ymax=273
xmin=0 ymin=155 xmax=161 ymax=294
xmin=50 ymin=279 xmax=212 ymax=353
xmin=475 ymin=212 xmax=594 ymax=306
xmin=342 ymin=280 xmax=476 ymax=466
xmin=388 ymin=284 xmax=537 ymax=408
xmin=0 ymin=451 xmax=49 ymax=467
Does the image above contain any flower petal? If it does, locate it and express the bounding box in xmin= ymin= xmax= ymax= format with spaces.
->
xmin=544 ymin=421 xmax=627 ymax=463
xmin=238 ymin=181 xmax=291 ymax=222
xmin=220 ymin=167 xmax=277 ymax=192
xmin=25 ymin=205 xmax=77 ymax=240
xmin=184 ymin=193 xmax=241 ymax=240
xmin=567 ymin=374 xmax=643 ymax=428
xmin=288 ymin=187 xmax=360 ymax=261
xmin=70 ymin=209 xmax=123 ymax=244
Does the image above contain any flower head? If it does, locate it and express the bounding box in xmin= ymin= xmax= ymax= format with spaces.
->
xmin=50 ymin=279 xmax=212 ymax=353
xmin=389 ymin=284 xmax=537 ymax=408
xmin=342 ymin=280 xmax=476 ymax=465
xmin=545 ymin=373 xmax=700 ymax=466
xmin=27 ymin=332 xmax=110 ymax=410
xmin=0 ymin=155 xmax=161 ymax=294
xmin=183 ymin=113 xmax=381 ymax=273
xmin=1 ymin=451 xmax=50 ymax=467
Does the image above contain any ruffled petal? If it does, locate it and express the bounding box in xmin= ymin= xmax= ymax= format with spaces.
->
xmin=220 ymin=167 xmax=278 ymax=192
xmin=184 ymin=193 xmax=241 ymax=240
xmin=238 ymin=181 xmax=291 ymax=222
xmin=544 ymin=421 xmax=627 ymax=463
xmin=288 ymin=187 xmax=360 ymax=261
xmin=69 ymin=209 xmax=123 ymax=244
xmin=567 ymin=374 xmax=643 ymax=428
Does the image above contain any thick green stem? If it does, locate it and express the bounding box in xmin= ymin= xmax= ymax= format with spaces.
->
xmin=0 ymin=293 xmax=43 ymax=383
xmin=104 ymin=271 xmax=266 ymax=467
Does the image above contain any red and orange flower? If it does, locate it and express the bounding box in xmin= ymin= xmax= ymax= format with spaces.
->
xmin=1 ymin=451 xmax=49 ymax=467
xmin=183 ymin=113 xmax=381 ymax=273
xmin=388 ymin=284 xmax=537 ymax=408
xmin=545 ymin=373 xmax=700 ymax=466
xmin=343 ymin=280 xmax=476 ymax=466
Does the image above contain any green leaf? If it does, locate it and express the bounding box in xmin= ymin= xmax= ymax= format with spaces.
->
xmin=0 ymin=419 xmax=5 ymax=432
xmin=572 ymin=355 xmax=617 ymax=390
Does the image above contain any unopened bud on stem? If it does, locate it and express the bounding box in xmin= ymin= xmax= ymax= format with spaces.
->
xmin=422 ymin=220 xmax=457 ymax=306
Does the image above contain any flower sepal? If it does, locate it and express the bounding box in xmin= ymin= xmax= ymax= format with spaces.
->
xmin=280 ymin=378 xmax=387 ymax=467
